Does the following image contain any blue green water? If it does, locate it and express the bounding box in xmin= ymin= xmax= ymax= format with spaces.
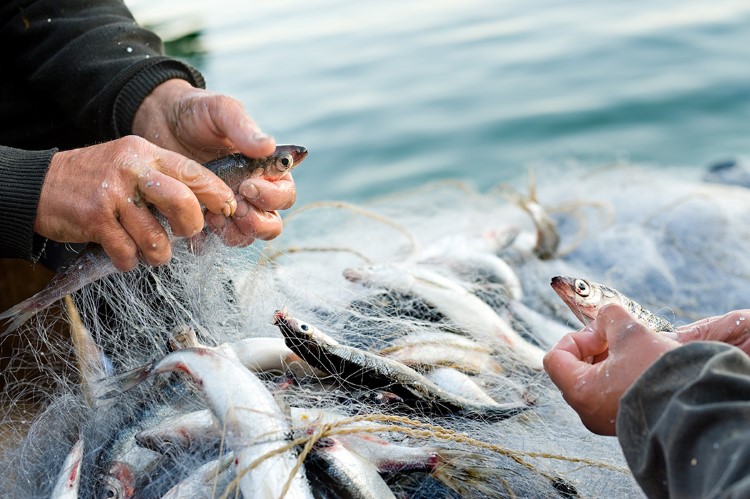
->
xmin=130 ymin=0 xmax=750 ymax=205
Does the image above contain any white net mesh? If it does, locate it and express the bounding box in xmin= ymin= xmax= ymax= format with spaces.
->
xmin=2 ymin=162 xmax=744 ymax=498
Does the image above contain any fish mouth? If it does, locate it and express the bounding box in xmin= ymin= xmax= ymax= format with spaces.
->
xmin=273 ymin=308 xmax=290 ymax=326
xmin=550 ymin=275 xmax=575 ymax=295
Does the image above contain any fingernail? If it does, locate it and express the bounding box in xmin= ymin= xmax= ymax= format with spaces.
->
xmin=252 ymin=132 xmax=272 ymax=142
xmin=222 ymin=198 xmax=237 ymax=217
xmin=241 ymin=182 xmax=260 ymax=201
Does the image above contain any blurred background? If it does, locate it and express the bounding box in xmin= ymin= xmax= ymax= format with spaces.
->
xmin=126 ymin=0 xmax=750 ymax=206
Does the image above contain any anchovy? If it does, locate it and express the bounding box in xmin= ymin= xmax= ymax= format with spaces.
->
xmin=170 ymin=325 xmax=320 ymax=377
xmin=307 ymin=437 xmax=397 ymax=499
xmin=50 ymin=437 xmax=84 ymax=499
xmin=550 ymin=275 xmax=674 ymax=332
xmin=273 ymin=309 xmax=530 ymax=421
xmin=160 ymin=453 xmax=235 ymax=499
xmin=135 ymin=409 xmax=220 ymax=455
xmin=106 ymin=348 xmax=314 ymax=499
xmin=424 ymin=367 xmax=503 ymax=406
xmin=379 ymin=331 xmax=503 ymax=375
xmin=343 ymin=263 xmax=545 ymax=369
xmin=0 ymin=145 xmax=308 ymax=334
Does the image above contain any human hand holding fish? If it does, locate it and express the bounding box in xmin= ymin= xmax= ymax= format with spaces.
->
xmin=35 ymin=80 xmax=299 ymax=272
xmin=544 ymin=303 xmax=680 ymax=435
xmin=132 ymin=79 xmax=298 ymax=248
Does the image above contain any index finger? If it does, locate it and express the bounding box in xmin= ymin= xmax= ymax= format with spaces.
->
xmin=150 ymin=151 xmax=237 ymax=217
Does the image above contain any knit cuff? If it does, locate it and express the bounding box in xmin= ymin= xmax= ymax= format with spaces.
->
xmin=0 ymin=147 xmax=57 ymax=260
xmin=112 ymin=58 xmax=206 ymax=138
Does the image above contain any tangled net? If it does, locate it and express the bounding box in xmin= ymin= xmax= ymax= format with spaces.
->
xmin=2 ymin=162 xmax=747 ymax=498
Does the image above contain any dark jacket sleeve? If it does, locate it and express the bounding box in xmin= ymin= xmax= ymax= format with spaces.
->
xmin=0 ymin=0 xmax=206 ymax=261
xmin=617 ymin=341 xmax=750 ymax=498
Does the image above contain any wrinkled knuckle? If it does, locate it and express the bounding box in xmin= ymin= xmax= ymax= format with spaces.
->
xmin=117 ymin=134 xmax=148 ymax=152
xmin=217 ymin=94 xmax=243 ymax=111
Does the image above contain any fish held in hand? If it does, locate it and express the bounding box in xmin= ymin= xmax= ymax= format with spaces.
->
xmin=0 ymin=145 xmax=308 ymax=334
xmin=550 ymin=275 xmax=674 ymax=332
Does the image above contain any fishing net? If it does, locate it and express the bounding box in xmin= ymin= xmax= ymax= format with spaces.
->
xmin=1 ymin=161 xmax=747 ymax=498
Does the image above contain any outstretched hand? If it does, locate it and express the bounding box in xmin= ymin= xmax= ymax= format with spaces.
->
xmin=544 ymin=304 xmax=680 ymax=435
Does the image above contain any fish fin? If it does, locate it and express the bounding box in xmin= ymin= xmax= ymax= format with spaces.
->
xmin=0 ymin=247 xmax=117 ymax=335
xmin=97 ymin=361 xmax=157 ymax=400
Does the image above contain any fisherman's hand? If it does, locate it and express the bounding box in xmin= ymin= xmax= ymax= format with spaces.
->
xmin=544 ymin=304 xmax=680 ymax=435
xmin=34 ymin=136 xmax=236 ymax=271
xmin=132 ymin=79 xmax=295 ymax=245
xmin=667 ymin=310 xmax=750 ymax=355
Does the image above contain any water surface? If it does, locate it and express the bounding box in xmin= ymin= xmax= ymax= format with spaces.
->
xmin=128 ymin=0 xmax=750 ymax=204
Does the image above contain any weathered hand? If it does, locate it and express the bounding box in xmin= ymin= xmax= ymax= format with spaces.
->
xmin=34 ymin=136 xmax=236 ymax=271
xmin=544 ymin=304 xmax=680 ymax=435
xmin=667 ymin=310 xmax=750 ymax=355
xmin=132 ymin=79 xmax=295 ymax=246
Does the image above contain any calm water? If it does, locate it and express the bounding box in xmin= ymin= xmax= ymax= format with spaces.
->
xmin=128 ymin=0 xmax=750 ymax=205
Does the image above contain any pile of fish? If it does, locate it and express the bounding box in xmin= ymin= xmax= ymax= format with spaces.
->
xmin=5 ymin=161 xmax=749 ymax=498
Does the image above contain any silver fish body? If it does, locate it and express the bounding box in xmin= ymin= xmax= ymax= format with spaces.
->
xmin=550 ymin=275 xmax=674 ymax=332
xmin=274 ymin=309 xmax=530 ymax=421
xmin=159 ymin=454 xmax=234 ymax=499
xmin=50 ymin=437 xmax=84 ymax=499
xmin=308 ymin=437 xmax=397 ymax=499
xmin=343 ymin=263 xmax=545 ymax=369
xmin=109 ymin=348 xmax=314 ymax=499
xmin=0 ymin=145 xmax=308 ymax=334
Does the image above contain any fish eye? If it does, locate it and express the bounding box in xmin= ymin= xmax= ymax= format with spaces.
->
xmin=574 ymin=279 xmax=590 ymax=297
xmin=300 ymin=323 xmax=309 ymax=331
xmin=278 ymin=153 xmax=294 ymax=171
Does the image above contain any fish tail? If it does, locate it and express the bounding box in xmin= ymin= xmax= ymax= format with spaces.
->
xmin=0 ymin=248 xmax=117 ymax=335
xmin=97 ymin=361 xmax=157 ymax=400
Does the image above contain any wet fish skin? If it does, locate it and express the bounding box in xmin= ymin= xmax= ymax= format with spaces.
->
xmin=160 ymin=453 xmax=235 ymax=499
xmin=343 ymin=263 xmax=546 ymax=370
xmin=550 ymin=275 xmax=674 ymax=332
xmin=105 ymin=348 xmax=314 ymax=499
xmin=0 ymin=145 xmax=308 ymax=334
xmin=274 ymin=309 xmax=530 ymax=421
xmin=50 ymin=437 xmax=84 ymax=499
xmin=307 ymin=437 xmax=397 ymax=499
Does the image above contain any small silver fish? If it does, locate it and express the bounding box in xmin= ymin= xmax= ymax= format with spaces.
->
xmin=273 ymin=309 xmax=530 ymax=421
xmin=550 ymin=275 xmax=674 ymax=332
xmin=50 ymin=437 xmax=84 ymax=499
xmin=308 ymin=437 xmax=397 ymax=499
xmin=106 ymin=348 xmax=314 ymax=499
xmin=0 ymin=145 xmax=308 ymax=334
xmin=160 ymin=453 xmax=235 ymax=499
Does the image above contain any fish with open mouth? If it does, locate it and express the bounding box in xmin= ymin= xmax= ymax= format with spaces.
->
xmin=0 ymin=145 xmax=308 ymax=334
xmin=550 ymin=275 xmax=674 ymax=332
